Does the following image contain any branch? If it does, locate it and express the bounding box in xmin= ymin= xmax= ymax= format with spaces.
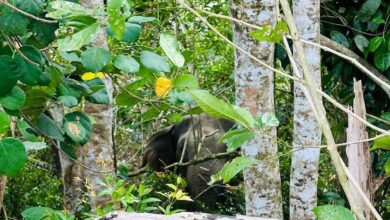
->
xmin=0 ymin=0 xmax=57 ymax=24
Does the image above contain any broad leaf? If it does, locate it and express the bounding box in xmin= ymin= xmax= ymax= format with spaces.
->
xmin=210 ymin=156 xmax=255 ymax=184
xmin=58 ymin=22 xmax=99 ymax=51
xmin=0 ymin=9 xmax=29 ymax=35
xmin=368 ymin=37 xmax=383 ymax=52
xmin=129 ymin=16 xmax=157 ymax=24
xmin=107 ymin=0 xmax=128 ymax=40
xmin=262 ymin=112 xmax=280 ymax=127
xmin=330 ymin=31 xmax=349 ymax=48
xmin=85 ymin=78 xmax=110 ymax=104
xmin=220 ymin=128 xmax=255 ymax=152
xmin=64 ymin=121 xmax=87 ymax=144
xmin=140 ymin=51 xmax=171 ymax=72
xmin=59 ymin=96 xmax=78 ymax=107
xmin=63 ymin=111 xmax=93 ymax=145
xmin=0 ymin=56 xmax=20 ymax=97
xmin=0 ymin=111 xmax=10 ymax=134
xmin=81 ymin=47 xmax=111 ymax=72
xmin=385 ymin=160 xmax=390 ymax=175
xmin=313 ymin=205 xmax=354 ymax=220
xmin=15 ymin=46 xmax=43 ymax=85
xmin=188 ymin=89 xmax=255 ymax=129
xmin=37 ymin=113 xmax=65 ymax=141
xmin=13 ymin=0 xmax=45 ymax=15
xmin=16 ymin=120 xmax=37 ymax=142
xmin=174 ymin=74 xmax=199 ymax=89
xmin=354 ymin=35 xmax=368 ymax=52
xmin=374 ymin=50 xmax=390 ymax=71
xmin=0 ymin=86 xmax=26 ymax=110
xmin=371 ymin=135 xmax=390 ymax=150
xmin=107 ymin=22 xmax=141 ymax=43
xmin=22 ymin=207 xmax=55 ymax=220
xmin=358 ymin=0 xmax=381 ymax=21
xmin=113 ymin=55 xmax=140 ymax=73
xmin=160 ymin=33 xmax=185 ymax=68
xmin=48 ymin=1 xmax=91 ymax=19
xmin=0 ymin=138 xmax=27 ymax=176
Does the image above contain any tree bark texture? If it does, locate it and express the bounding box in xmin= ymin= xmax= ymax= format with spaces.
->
xmin=230 ymin=0 xmax=283 ymax=218
xmin=346 ymin=80 xmax=372 ymax=219
xmin=58 ymin=0 xmax=115 ymax=213
xmin=289 ymin=0 xmax=321 ymax=219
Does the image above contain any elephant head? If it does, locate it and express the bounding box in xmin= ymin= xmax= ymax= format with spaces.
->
xmin=142 ymin=114 xmax=234 ymax=205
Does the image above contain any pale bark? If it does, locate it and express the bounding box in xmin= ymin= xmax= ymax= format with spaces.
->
xmin=289 ymin=0 xmax=321 ymax=219
xmin=230 ymin=0 xmax=283 ymax=218
xmin=0 ymin=176 xmax=6 ymax=211
xmin=57 ymin=0 xmax=115 ymax=213
xmin=346 ymin=80 xmax=372 ymax=219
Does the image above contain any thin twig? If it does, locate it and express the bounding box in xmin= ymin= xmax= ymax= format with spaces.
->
xmin=0 ymin=0 xmax=57 ymax=24
xmin=367 ymin=113 xmax=390 ymax=126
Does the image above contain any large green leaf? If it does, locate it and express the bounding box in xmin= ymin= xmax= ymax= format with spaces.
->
xmin=63 ymin=111 xmax=92 ymax=145
xmin=140 ymin=51 xmax=171 ymax=73
xmin=374 ymin=50 xmax=390 ymax=71
xmin=188 ymin=89 xmax=255 ymax=129
xmin=30 ymin=20 xmax=58 ymax=46
xmin=330 ymin=31 xmax=349 ymax=48
xmin=313 ymin=205 xmax=354 ymax=220
xmin=81 ymin=47 xmax=111 ymax=72
xmin=0 ymin=111 xmax=10 ymax=134
xmin=107 ymin=22 xmax=141 ymax=43
xmin=371 ymin=135 xmax=390 ymax=150
xmin=368 ymin=37 xmax=383 ymax=52
xmin=0 ymin=138 xmax=27 ymax=176
xmin=85 ymin=78 xmax=110 ymax=104
xmin=385 ymin=160 xmax=390 ymax=175
xmin=174 ymin=74 xmax=199 ymax=90
xmin=220 ymin=128 xmax=255 ymax=152
xmin=0 ymin=86 xmax=25 ymax=110
xmin=353 ymin=35 xmax=368 ymax=52
xmin=58 ymin=96 xmax=78 ymax=108
xmin=48 ymin=1 xmax=91 ymax=19
xmin=15 ymin=46 xmax=43 ymax=85
xmin=261 ymin=112 xmax=280 ymax=127
xmin=107 ymin=0 xmax=129 ymax=40
xmin=210 ymin=156 xmax=255 ymax=184
xmin=113 ymin=55 xmax=140 ymax=73
xmin=249 ymin=21 xmax=288 ymax=43
xmin=0 ymin=55 xmax=20 ymax=97
xmin=37 ymin=113 xmax=65 ymax=141
xmin=22 ymin=207 xmax=56 ymax=220
xmin=160 ymin=33 xmax=185 ymax=68
xmin=358 ymin=0 xmax=381 ymax=21
xmin=60 ymin=140 xmax=77 ymax=159
xmin=64 ymin=121 xmax=87 ymax=144
xmin=0 ymin=9 xmax=29 ymax=35
xmin=58 ymin=22 xmax=99 ymax=51
xmin=17 ymin=120 xmax=37 ymax=142
xmin=13 ymin=0 xmax=45 ymax=15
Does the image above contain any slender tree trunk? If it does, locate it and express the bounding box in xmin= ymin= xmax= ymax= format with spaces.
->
xmin=230 ymin=0 xmax=283 ymax=218
xmin=289 ymin=0 xmax=321 ymax=219
xmin=57 ymin=0 xmax=115 ymax=213
xmin=346 ymin=80 xmax=372 ymax=219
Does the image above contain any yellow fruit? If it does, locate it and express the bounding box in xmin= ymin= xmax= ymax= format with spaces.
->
xmin=155 ymin=77 xmax=172 ymax=98
xmin=81 ymin=72 xmax=105 ymax=81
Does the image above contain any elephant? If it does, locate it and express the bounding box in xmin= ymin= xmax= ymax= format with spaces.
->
xmin=142 ymin=113 xmax=234 ymax=206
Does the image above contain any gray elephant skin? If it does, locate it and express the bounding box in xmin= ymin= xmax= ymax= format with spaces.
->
xmin=142 ymin=114 xmax=234 ymax=206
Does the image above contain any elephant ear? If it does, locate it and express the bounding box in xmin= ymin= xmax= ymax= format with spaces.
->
xmin=142 ymin=125 xmax=176 ymax=171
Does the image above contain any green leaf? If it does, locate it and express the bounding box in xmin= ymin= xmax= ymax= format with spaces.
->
xmin=58 ymin=22 xmax=99 ymax=51
xmin=113 ymin=55 xmax=140 ymax=73
xmin=60 ymin=141 xmax=77 ymax=159
xmin=22 ymin=207 xmax=55 ymax=220
xmin=174 ymin=74 xmax=199 ymax=89
xmin=0 ymin=138 xmax=27 ymax=176
xmin=220 ymin=128 xmax=254 ymax=152
xmin=140 ymin=51 xmax=170 ymax=72
xmin=37 ymin=113 xmax=65 ymax=141
xmin=107 ymin=0 xmax=127 ymax=40
xmin=368 ymin=37 xmax=383 ymax=52
xmin=81 ymin=47 xmax=111 ymax=72
xmin=23 ymin=141 xmax=47 ymax=152
xmin=0 ymin=9 xmax=29 ymax=35
xmin=0 ymin=111 xmax=11 ymax=134
xmin=60 ymin=51 xmax=81 ymax=62
xmin=129 ymin=16 xmax=157 ymax=24
xmin=14 ymin=0 xmax=45 ymax=15
xmin=249 ymin=21 xmax=288 ymax=43
xmin=210 ymin=156 xmax=255 ymax=184
xmin=64 ymin=121 xmax=87 ymax=144
xmin=330 ymin=31 xmax=349 ymax=48
xmin=358 ymin=0 xmax=381 ymax=22
xmin=374 ymin=50 xmax=390 ymax=71
xmin=262 ymin=112 xmax=280 ymax=127
xmin=188 ymin=89 xmax=255 ymax=129
xmin=0 ymin=56 xmax=20 ymax=97
xmin=380 ymin=112 xmax=390 ymax=122
xmin=371 ymin=135 xmax=390 ymax=150
xmin=160 ymin=33 xmax=185 ymax=68
xmin=313 ymin=205 xmax=354 ymax=220
xmin=385 ymin=160 xmax=390 ymax=175
xmin=85 ymin=78 xmax=110 ymax=104
xmin=0 ymin=86 xmax=26 ymax=110
xmin=30 ymin=20 xmax=58 ymax=46
xmin=107 ymin=22 xmax=141 ymax=43
xmin=63 ymin=111 xmax=92 ymax=145
xmin=168 ymin=90 xmax=193 ymax=105
xmin=48 ymin=1 xmax=90 ymax=19
xmin=16 ymin=120 xmax=37 ymax=142
xmin=353 ymin=35 xmax=368 ymax=52
xmin=59 ymin=96 xmax=79 ymax=107
xmin=15 ymin=46 xmax=43 ymax=85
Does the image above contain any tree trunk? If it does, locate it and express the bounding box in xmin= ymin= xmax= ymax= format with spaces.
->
xmin=289 ymin=0 xmax=321 ymax=219
xmin=58 ymin=0 xmax=115 ymax=213
xmin=230 ymin=0 xmax=283 ymax=218
xmin=346 ymin=80 xmax=372 ymax=219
